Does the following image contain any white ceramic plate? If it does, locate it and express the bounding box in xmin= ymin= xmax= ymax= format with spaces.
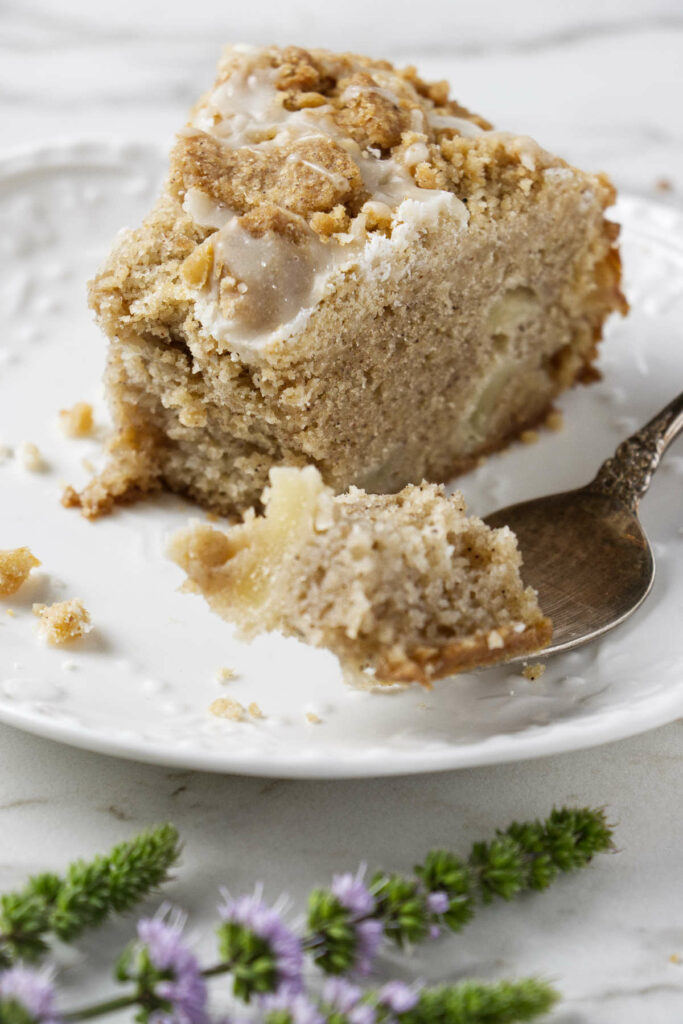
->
xmin=1 ymin=140 xmax=682 ymax=778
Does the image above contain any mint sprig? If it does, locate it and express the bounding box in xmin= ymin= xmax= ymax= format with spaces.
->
xmin=0 ymin=809 xmax=614 ymax=1023
xmin=0 ymin=824 xmax=180 ymax=965
xmin=307 ymin=807 xmax=613 ymax=962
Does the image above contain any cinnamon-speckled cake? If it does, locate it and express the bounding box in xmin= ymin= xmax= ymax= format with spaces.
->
xmin=68 ymin=44 xmax=626 ymax=519
xmin=169 ymin=466 xmax=551 ymax=686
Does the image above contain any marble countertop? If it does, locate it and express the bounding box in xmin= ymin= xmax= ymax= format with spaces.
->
xmin=2 ymin=1 xmax=683 ymax=1020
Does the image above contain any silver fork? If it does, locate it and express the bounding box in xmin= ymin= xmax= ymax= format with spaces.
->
xmin=485 ymin=392 xmax=683 ymax=657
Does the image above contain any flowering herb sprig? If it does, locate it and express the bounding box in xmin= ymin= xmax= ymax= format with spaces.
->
xmin=0 ymin=807 xmax=613 ymax=1024
xmin=217 ymin=891 xmax=304 ymax=1000
xmin=0 ymin=825 xmax=180 ymax=967
xmin=306 ymin=807 xmax=612 ymax=972
xmin=114 ymin=909 xmax=209 ymax=1024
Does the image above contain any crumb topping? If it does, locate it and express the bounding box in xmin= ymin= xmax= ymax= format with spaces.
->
xmin=171 ymin=44 xmax=496 ymax=243
xmin=141 ymin=45 xmax=585 ymax=353
xmin=0 ymin=548 xmax=41 ymax=596
xmin=33 ymin=598 xmax=91 ymax=645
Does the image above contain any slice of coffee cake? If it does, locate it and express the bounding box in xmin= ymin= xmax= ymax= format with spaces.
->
xmin=70 ymin=45 xmax=626 ymax=519
xmin=169 ymin=467 xmax=551 ymax=686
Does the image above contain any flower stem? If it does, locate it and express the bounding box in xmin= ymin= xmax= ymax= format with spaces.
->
xmin=64 ymin=993 xmax=140 ymax=1021
xmin=63 ymin=962 xmax=235 ymax=1021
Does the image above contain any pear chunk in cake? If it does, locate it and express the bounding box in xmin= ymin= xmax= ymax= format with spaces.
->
xmin=169 ymin=467 xmax=551 ymax=686
xmin=70 ymin=44 xmax=626 ymax=520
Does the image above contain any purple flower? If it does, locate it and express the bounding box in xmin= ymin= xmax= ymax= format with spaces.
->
xmin=329 ymin=867 xmax=383 ymax=976
xmin=426 ymin=891 xmax=449 ymax=916
xmin=323 ymin=978 xmax=363 ymax=1015
xmin=219 ymin=890 xmax=304 ymax=992
xmin=377 ymin=981 xmax=420 ymax=1014
xmin=136 ymin=910 xmax=208 ymax=1024
xmin=323 ymin=979 xmax=376 ymax=1024
xmin=331 ymin=869 xmax=375 ymax=918
xmin=0 ymin=966 xmax=60 ymax=1024
xmin=354 ymin=920 xmax=383 ymax=976
xmin=261 ymin=989 xmax=324 ymax=1024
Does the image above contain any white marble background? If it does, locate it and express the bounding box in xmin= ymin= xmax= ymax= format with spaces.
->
xmin=1 ymin=1 xmax=683 ymax=1021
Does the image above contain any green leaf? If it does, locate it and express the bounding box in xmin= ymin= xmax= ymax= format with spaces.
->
xmin=216 ymin=921 xmax=277 ymax=1001
xmin=372 ymin=873 xmax=429 ymax=946
xmin=306 ymin=889 xmax=357 ymax=976
xmin=399 ymin=978 xmax=559 ymax=1024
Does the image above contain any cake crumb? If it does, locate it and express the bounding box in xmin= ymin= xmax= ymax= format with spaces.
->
xmin=487 ymin=629 xmax=504 ymax=650
xmin=58 ymin=402 xmax=94 ymax=438
xmin=522 ymin=662 xmax=546 ymax=681
xmin=209 ymin=696 xmax=245 ymax=720
xmin=33 ymin=598 xmax=91 ymax=645
xmin=82 ymin=457 xmax=95 ymax=474
xmin=656 ymin=178 xmax=673 ymax=193
xmin=544 ymin=409 xmax=564 ymax=432
xmin=670 ymin=952 xmax=681 ymax=964
xmin=248 ymin=701 xmax=264 ymax=719
xmin=216 ymin=666 xmax=238 ymax=683
xmin=520 ymin=429 xmax=539 ymax=445
xmin=0 ymin=548 xmax=41 ymax=596
xmin=305 ymin=712 xmax=321 ymax=725
xmin=6 ymin=608 xmax=16 ymax=617
xmin=18 ymin=442 xmax=46 ymax=472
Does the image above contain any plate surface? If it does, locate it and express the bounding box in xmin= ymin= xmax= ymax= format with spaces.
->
xmin=1 ymin=140 xmax=682 ymax=778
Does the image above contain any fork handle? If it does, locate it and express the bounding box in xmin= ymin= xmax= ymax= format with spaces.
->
xmin=588 ymin=391 xmax=683 ymax=509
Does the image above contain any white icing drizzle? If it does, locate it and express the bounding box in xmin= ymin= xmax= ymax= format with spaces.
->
xmin=183 ymin=50 xmax=477 ymax=356
xmin=184 ymin=187 xmax=233 ymax=229
xmin=428 ymin=114 xmax=483 ymax=138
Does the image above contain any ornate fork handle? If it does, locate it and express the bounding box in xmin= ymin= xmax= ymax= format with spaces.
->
xmin=589 ymin=391 xmax=683 ymax=509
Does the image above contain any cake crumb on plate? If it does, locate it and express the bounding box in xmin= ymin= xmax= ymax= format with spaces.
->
xmin=520 ymin=429 xmax=540 ymax=445
xmin=0 ymin=547 xmax=41 ymax=596
xmin=33 ymin=598 xmax=91 ymax=645
xmin=18 ymin=442 xmax=46 ymax=472
xmin=544 ymin=409 xmax=564 ymax=432
xmin=522 ymin=663 xmax=546 ymax=680
xmin=58 ymin=402 xmax=94 ymax=438
xmin=215 ymin=666 xmax=238 ymax=683
xmin=209 ymin=696 xmax=245 ymax=720
xmin=248 ymin=701 xmax=264 ymax=719
xmin=305 ymin=712 xmax=321 ymax=725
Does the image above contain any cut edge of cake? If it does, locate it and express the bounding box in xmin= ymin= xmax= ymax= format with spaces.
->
xmin=169 ymin=466 xmax=552 ymax=687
